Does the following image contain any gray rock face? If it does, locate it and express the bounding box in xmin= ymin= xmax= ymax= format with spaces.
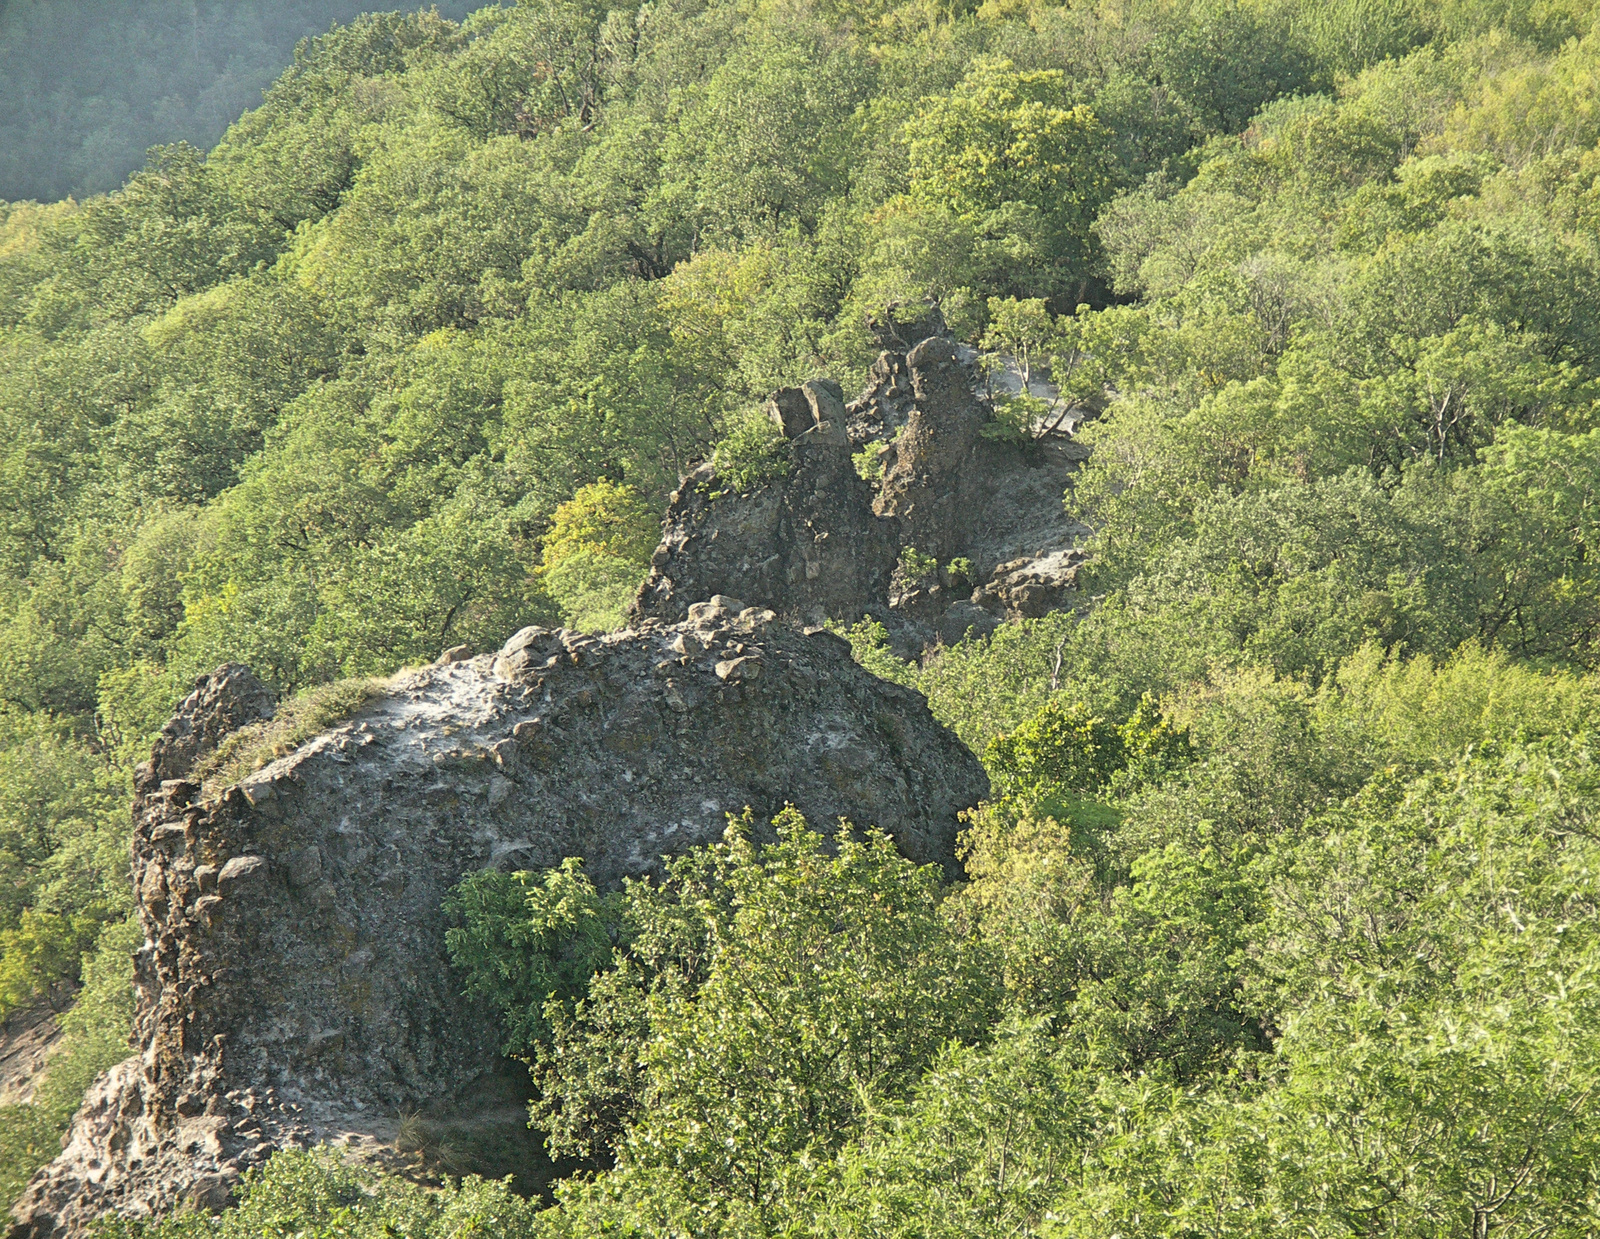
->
xmin=633 ymin=398 xmax=901 ymax=630
xmin=845 ymin=348 xmax=916 ymax=445
xmin=873 ymin=337 xmax=995 ymax=564
xmin=145 ymin=664 xmax=277 ymax=785
xmin=634 ymin=336 xmax=1093 ymax=653
xmin=12 ymin=612 xmax=986 ymax=1237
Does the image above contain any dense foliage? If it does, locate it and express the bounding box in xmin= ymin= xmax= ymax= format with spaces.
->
xmin=4 ymin=0 xmax=1600 ymax=1229
xmin=427 ymin=640 xmax=1600 ymax=1239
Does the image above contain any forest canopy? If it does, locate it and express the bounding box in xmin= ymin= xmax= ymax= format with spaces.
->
xmin=4 ymin=0 xmax=1600 ymax=1232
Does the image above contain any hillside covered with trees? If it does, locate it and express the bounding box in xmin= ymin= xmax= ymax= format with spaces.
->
xmin=4 ymin=0 xmax=1600 ymax=1231
xmin=0 ymin=0 xmax=473 ymax=201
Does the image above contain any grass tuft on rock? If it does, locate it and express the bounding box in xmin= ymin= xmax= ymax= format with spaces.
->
xmin=195 ymin=678 xmax=384 ymax=794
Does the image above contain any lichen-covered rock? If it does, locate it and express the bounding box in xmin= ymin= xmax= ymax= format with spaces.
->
xmin=11 ymin=613 xmax=986 ymax=1238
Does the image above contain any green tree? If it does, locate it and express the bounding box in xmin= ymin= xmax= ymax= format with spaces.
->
xmin=536 ymin=478 xmax=658 ymax=632
xmin=451 ymin=808 xmax=994 ymax=1224
xmin=866 ymin=59 xmax=1115 ymax=309
xmin=445 ymin=858 xmax=631 ymax=1054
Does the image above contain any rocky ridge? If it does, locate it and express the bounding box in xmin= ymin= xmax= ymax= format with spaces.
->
xmin=12 ymin=605 xmax=986 ymax=1237
xmin=633 ymin=334 xmax=1092 ymax=654
xmin=11 ymin=329 xmax=1086 ymax=1238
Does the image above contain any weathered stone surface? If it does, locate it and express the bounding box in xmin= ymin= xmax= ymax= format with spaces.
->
xmin=973 ymin=548 xmax=1088 ymax=619
xmin=144 ymin=665 xmax=276 ymax=789
xmin=873 ymin=337 xmax=993 ymax=564
xmin=936 ymin=602 xmax=1004 ymax=647
xmin=846 ymin=349 xmax=917 ymax=446
xmin=633 ymin=401 xmax=901 ymax=629
xmin=13 ymin=614 xmax=986 ymax=1237
xmin=633 ymin=335 xmax=1092 ymax=652
xmin=0 ymin=999 xmax=68 ymax=1108
xmin=767 ymin=381 xmax=847 ymax=444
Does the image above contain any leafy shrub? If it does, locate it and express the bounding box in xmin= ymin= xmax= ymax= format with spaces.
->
xmin=444 ymin=858 xmax=631 ymax=1054
xmin=538 ymin=550 xmax=645 ymax=634
xmin=710 ymin=406 xmax=793 ymax=494
xmin=980 ymin=392 xmax=1044 ymax=441
xmin=537 ymin=480 xmax=658 ymax=632
xmin=0 ymin=712 xmax=131 ymax=1024
xmin=983 ymin=699 xmax=1125 ymax=798
xmin=852 ymin=442 xmax=887 ymax=482
xmin=539 ymin=480 xmax=659 ymax=570
xmin=826 ymin=617 xmax=921 ymax=691
xmin=95 ymin=1147 xmax=537 ymax=1239
xmin=450 ymin=808 xmax=996 ymax=1216
xmin=0 ymin=910 xmax=101 ymax=1022
xmin=897 ymin=545 xmax=938 ymax=581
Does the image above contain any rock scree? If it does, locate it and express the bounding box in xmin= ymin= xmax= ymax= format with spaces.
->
xmin=11 ymin=608 xmax=987 ymax=1237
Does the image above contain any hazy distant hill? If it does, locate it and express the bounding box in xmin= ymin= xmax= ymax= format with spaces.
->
xmin=0 ymin=1 xmax=471 ymax=202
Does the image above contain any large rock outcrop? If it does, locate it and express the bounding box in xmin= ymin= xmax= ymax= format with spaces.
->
xmin=12 ymin=611 xmax=986 ymax=1237
xmin=633 ymin=335 xmax=1093 ymax=653
xmin=633 ymin=379 xmax=902 ymax=629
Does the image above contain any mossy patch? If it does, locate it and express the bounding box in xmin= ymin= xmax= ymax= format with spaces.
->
xmin=195 ymin=678 xmax=384 ymax=794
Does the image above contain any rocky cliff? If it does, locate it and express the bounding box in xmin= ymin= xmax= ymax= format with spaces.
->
xmin=12 ymin=607 xmax=986 ymax=1236
xmin=633 ymin=334 xmax=1092 ymax=654
xmin=12 ymin=329 xmax=1086 ymax=1237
